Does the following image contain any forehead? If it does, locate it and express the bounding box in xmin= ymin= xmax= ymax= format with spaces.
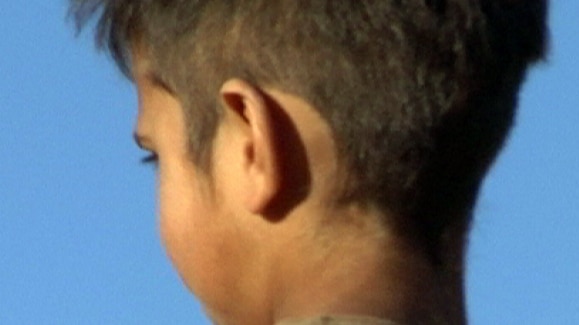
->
xmin=130 ymin=44 xmax=152 ymax=79
xmin=131 ymin=46 xmax=176 ymax=97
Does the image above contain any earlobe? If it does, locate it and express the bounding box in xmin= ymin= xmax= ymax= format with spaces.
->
xmin=219 ymin=79 xmax=281 ymax=214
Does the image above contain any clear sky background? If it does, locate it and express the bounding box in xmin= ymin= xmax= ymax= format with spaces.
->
xmin=0 ymin=1 xmax=577 ymax=324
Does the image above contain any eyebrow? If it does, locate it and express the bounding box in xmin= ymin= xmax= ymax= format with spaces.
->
xmin=133 ymin=132 xmax=151 ymax=150
xmin=147 ymin=71 xmax=176 ymax=95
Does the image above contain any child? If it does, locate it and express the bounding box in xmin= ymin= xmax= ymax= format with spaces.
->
xmin=70 ymin=1 xmax=548 ymax=324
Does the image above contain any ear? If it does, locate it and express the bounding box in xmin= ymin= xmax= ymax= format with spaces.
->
xmin=219 ymin=79 xmax=281 ymax=214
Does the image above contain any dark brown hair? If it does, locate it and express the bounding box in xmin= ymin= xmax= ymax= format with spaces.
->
xmin=70 ymin=0 xmax=548 ymax=266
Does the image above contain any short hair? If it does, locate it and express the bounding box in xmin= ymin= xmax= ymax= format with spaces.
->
xmin=70 ymin=0 xmax=548 ymax=266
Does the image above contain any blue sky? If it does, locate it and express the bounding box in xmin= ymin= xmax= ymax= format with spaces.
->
xmin=0 ymin=1 xmax=577 ymax=324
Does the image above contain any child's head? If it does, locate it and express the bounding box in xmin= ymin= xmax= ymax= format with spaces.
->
xmin=72 ymin=1 xmax=547 ymax=320
xmin=73 ymin=0 xmax=547 ymax=264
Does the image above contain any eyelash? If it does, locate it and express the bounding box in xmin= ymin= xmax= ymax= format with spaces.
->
xmin=140 ymin=152 xmax=159 ymax=166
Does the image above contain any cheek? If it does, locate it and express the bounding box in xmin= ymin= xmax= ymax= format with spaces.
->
xmin=158 ymin=175 xmax=195 ymax=276
xmin=157 ymin=162 xmax=231 ymax=304
xmin=158 ymin=163 xmax=205 ymax=285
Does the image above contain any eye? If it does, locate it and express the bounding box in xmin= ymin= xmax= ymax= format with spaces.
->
xmin=140 ymin=152 xmax=159 ymax=167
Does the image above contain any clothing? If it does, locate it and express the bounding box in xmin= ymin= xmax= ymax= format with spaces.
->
xmin=276 ymin=315 xmax=399 ymax=325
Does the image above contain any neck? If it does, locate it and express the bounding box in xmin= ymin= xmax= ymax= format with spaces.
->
xmin=269 ymin=211 xmax=465 ymax=325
